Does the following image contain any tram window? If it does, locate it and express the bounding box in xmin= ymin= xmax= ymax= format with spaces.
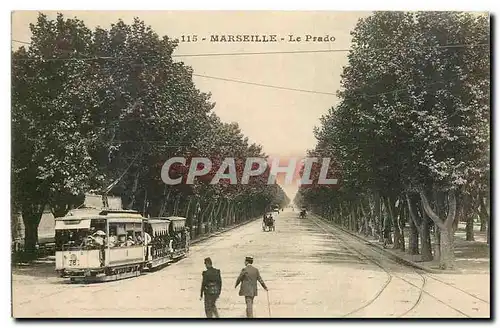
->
xmin=116 ymin=224 xmax=126 ymax=235
xmin=90 ymin=219 xmax=106 ymax=233
xmin=55 ymin=229 xmax=87 ymax=251
xmin=108 ymin=225 xmax=118 ymax=247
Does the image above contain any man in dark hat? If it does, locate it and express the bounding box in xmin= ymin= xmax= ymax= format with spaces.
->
xmin=234 ymin=256 xmax=268 ymax=318
xmin=200 ymin=257 xmax=222 ymax=318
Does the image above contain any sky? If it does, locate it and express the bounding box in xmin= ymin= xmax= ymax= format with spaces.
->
xmin=11 ymin=11 xmax=371 ymax=199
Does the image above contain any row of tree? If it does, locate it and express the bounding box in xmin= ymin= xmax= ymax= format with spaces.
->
xmin=12 ymin=13 xmax=289 ymax=260
xmin=295 ymin=12 xmax=489 ymax=269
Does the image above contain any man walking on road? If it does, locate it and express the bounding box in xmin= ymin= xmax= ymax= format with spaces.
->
xmin=200 ymin=257 xmax=222 ymax=318
xmin=235 ymin=256 xmax=268 ymax=318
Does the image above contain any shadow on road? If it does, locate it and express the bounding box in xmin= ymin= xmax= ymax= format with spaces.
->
xmin=11 ymin=261 xmax=73 ymax=285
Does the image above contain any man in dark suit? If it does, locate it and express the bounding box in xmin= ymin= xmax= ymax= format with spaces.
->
xmin=234 ymin=256 xmax=268 ymax=318
xmin=200 ymin=257 xmax=222 ymax=318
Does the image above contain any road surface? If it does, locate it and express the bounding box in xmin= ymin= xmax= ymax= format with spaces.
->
xmin=12 ymin=209 xmax=490 ymax=318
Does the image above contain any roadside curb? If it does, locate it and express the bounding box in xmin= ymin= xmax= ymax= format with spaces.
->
xmin=313 ymin=215 xmax=451 ymax=274
xmin=190 ymin=216 xmax=260 ymax=246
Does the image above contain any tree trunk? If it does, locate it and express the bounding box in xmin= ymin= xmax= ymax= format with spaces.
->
xmin=480 ymin=216 xmax=486 ymax=232
xmin=126 ymin=171 xmax=141 ymax=209
xmin=359 ymin=205 xmax=367 ymax=235
xmin=173 ymin=196 xmax=180 ymax=216
xmin=479 ymin=196 xmax=488 ymax=233
xmin=197 ymin=201 xmax=210 ymax=236
xmin=372 ymin=193 xmax=382 ymax=241
xmin=465 ymin=215 xmax=475 ymax=241
xmin=349 ymin=206 xmax=355 ymax=231
xmin=399 ymin=203 xmax=406 ymax=252
xmin=21 ymin=204 xmax=45 ymax=261
xmin=383 ymin=215 xmax=393 ymax=244
xmin=360 ymin=202 xmax=372 ymax=236
xmin=408 ymin=211 xmax=419 ymax=255
xmin=386 ymin=197 xmax=400 ymax=247
xmin=421 ymin=212 xmax=433 ymax=261
xmin=407 ymin=192 xmax=433 ymax=260
xmin=439 ymin=227 xmax=455 ymax=269
xmin=214 ymin=199 xmax=225 ymax=230
xmin=420 ymin=189 xmax=457 ymax=269
xmin=406 ymin=193 xmax=420 ymax=256
xmin=142 ymin=189 xmax=148 ymax=217
xmin=487 ymin=215 xmax=490 ymax=245
xmin=434 ymin=226 xmax=441 ymax=262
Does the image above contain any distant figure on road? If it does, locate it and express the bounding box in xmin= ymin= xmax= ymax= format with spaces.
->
xmin=235 ymin=256 xmax=268 ymax=318
xmin=200 ymin=257 xmax=222 ymax=318
xmin=383 ymin=225 xmax=391 ymax=248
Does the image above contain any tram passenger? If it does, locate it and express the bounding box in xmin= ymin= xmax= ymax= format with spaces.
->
xmin=126 ymin=236 xmax=135 ymax=246
xmin=144 ymin=231 xmax=152 ymax=246
xmin=118 ymin=235 xmax=127 ymax=247
xmin=169 ymin=239 xmax=174 ymax=253
xmin=144 ymin=231 xmax=152 ymax=259
xmin=108 ymin=233 xmax=117 ymax=247
xmin=176 ymin=232 xmax=182 ymax=248
xmin=90 ymin=230 xmax=106 ymax=247
xmin=135 ymin=232 xmax=143 ymax=244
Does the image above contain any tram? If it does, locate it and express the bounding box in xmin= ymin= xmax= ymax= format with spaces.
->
xmin=55 ymin=207 xmax=189 ymax=283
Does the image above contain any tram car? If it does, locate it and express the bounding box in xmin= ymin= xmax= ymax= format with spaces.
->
xmin=143 ymin=216 xmax=189 ymax=270
xmin=55 ymin=208 xmax=190 ymax=283
xmin=166 ymin=216 xmax=190 ymax=259
xmin=55 ymin=208 xmax=145 ymax=282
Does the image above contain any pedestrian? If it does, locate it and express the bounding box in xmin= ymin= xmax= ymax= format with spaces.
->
xmin=200 ymin=257 xmax=222 ymax=318
xmin=383 ymin=224 xmax=391 ymax=248
xmin=234 ymin=256 xmax=268 ymax=318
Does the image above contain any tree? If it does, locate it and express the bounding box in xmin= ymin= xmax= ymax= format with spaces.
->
xmin=12 ymin=14 xmax=105 ymax=259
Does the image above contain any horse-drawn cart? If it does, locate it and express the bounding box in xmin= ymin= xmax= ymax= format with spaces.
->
xmin=262 ymin=214 xmax=275 ymax=232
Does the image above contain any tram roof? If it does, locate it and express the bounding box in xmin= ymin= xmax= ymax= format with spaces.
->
xmin=164 ymin=216 xmax=187 ymax=222
xmin=145 ymin=218 xmax=171 ymax=224
xmin=55 ymin=208 xmax=143 ymax=221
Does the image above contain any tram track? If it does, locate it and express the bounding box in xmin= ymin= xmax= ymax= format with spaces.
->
xmin=308 ymin=216 xmax=409 ymax=317
xmin=309 ymin=215 xmax=471 ymax=318
xmin=309 ymin=219 xmax=395 ymax=317
xmin=350 ymin=228 xmax=490 ymax=316
xmin=423 ymin=273 xmax=490 ymax=304
xmin=364 ymin=244 xmax=489 ymax=317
